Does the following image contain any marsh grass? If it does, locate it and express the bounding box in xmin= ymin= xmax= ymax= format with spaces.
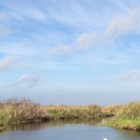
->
xmin=0 ymin=99 xmax=49 ymax=126
xmin=1 ymin=98 xmax=140 ymax=132
xmin=45 ymin=104 xmax=102 ymax=119
xmin=104 ymin=101 xmax=140 ymax=131
xmin=101 ymin=104 xmax=123 ymax=116
xmin=0 ymin=101 xmax=102 ymax=132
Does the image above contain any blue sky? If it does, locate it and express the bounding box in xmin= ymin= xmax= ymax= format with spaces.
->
xmin=0 ymin=0 xmax=140 ymax=105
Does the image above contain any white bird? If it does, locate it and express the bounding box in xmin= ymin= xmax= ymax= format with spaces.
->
xmin=103 ymin=139 xmax=107 ymax=140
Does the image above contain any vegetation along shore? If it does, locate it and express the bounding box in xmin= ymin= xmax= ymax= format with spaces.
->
xmin=102 ymin=101 xmax=140 ymax=131
xmin=0 ymin=98 xmax=140 ymax=132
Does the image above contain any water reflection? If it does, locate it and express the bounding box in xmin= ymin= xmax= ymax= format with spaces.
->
xmin=0 ymin=119 xmax=140 ymax=140
xmin=9 ymin=118 xmax=101 ymax=131
xmin=116 ymin=128 xmax=140 ymax=138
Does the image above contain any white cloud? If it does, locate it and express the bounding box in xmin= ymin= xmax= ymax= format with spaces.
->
xmin=105 ymin=6 xmax=140 ymax=37
xmin=1 ymin=1 xmax=47 ymax=21
xmin=0 ymin=12 xmax=11 ymax=35
xmin=92 ymin=66 xmax=99 ymax=71
xmin=0 ymin=56 xmax=18 ymax=71
xmin=76 ymin=32 xmax=100 ymax=50
xmin=75 ymin=6 xmax=140 ymax=50
xmin=0 ymin=27 xmax=10 ymax=35
xmin=0 ymin=12 xmax=9 ymax=21
xmin=120 ymin=70 xmax=140 ymax=80
xmin=11 ymin=75 xmax=40 ymax=86
xmin=11 ymin=70 xmax=47 ymax=86
xmin=26 ymin=7 xmax=47 ymax=21
xmin=48 ymin=44 xmax=71 ymax=55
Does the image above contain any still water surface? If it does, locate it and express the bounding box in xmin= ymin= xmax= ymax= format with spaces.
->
xmin=0 ymin=119 xmax=140 ymax=140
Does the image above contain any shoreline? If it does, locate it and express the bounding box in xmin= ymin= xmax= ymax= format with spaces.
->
xmin=0 ymin=99 xmax=140 ymax=132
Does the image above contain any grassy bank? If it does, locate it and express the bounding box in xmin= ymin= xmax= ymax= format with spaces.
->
xmin=103 ymin=101 xmax=140 ymax=131
xmin=45 ymin=104 xmax=102 ymax=119
xmin=1 ymin=98 xmax=140 ymax=132
xmin=0 ymin=99 xmax=49 ymax=127
xmin=0 ymin=99 xmax=102 ymax=131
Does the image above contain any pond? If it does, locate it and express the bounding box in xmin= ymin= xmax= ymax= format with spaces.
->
xmin=0 ymin=119 xmax=140 ymax=140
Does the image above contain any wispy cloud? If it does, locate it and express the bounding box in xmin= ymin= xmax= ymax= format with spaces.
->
xmin=11 ymin=75 xmax=40 ymax=86
xmin=120 ymin=70 xmax=140 ymax=80
xmin=48 ymin=44 xmax=71 ymax=55
xmin=75 ymin=5 xmax=140 ymax=50
xmin=0 ymin=56 xmax=18 ymax=71
xmin=105 ymin=6 xmax=140 ymax=37
xmin=26 ymin=7 xmax=47 ymax=21
xmin=0 ymin=12 xmax=9 ymax=20
xmin=0 ymin=27 xmax=10 ymax=35
xmin=2 ymin=1 xmax=47 ymax=21
xmin=0 ymin=12 xmax=11 ymax=35
xmin=76 ymin=32 xmax=100 ymax=50
xmin=11 ymin=70 xmax=47 ymax=86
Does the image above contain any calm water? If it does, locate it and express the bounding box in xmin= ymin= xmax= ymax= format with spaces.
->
xmin=0 ymin=119 xmax=140 ymax=140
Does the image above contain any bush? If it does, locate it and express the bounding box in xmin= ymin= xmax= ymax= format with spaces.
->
xmin=0 ymin=98 xmax=49 ymax=124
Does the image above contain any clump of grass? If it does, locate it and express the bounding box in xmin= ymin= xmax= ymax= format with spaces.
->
xmin=116 ymin=101 xmax=140 ymax=120
xmin=87 ymin=104 xmax=102 ymax=118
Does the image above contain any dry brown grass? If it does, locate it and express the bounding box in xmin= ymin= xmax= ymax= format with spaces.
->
xmin=45 ymin=104 xmax=102 ymax=119
xmin=0 ymin=98 xmax=102 ymax=128
xmin=0 ymin=99 xmax=49 ymax=126
xmin=102 ymin=104 xmax=123 ymax=116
